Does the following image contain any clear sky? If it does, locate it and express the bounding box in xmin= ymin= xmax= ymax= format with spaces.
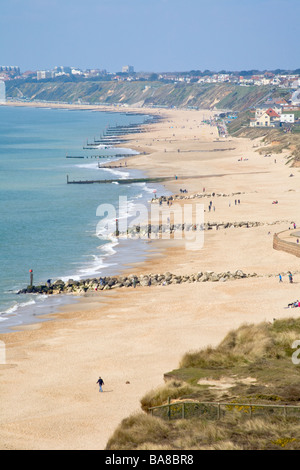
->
xmin=1 ymin=0 xmax=299 ymax=73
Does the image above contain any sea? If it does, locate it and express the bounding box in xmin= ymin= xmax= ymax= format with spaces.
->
xmin=0 ymin=105 xmax=168 ymax=333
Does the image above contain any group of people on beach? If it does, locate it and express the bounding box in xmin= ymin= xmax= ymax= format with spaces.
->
xmin=279 ymin=272 xmax=293 ymax=283
xmin=279 ymin=271 xmax=299 ymax=308
xmin=208 ymin=201 xmax=215 ymax=212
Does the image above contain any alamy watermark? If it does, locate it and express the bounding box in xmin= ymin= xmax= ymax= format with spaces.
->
xmin=96 ymin=196 xmax=205 ymax=251
xmin=0 ymin=340 xmax=6 ymax=364
xmin=292 ymin=340 xmax=300 ymax=365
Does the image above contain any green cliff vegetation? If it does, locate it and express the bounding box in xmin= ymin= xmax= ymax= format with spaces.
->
xmin=106 ymin=318 xmax=300 ymax=450
xmin=6 ymin=80 xmax=275 ymax=111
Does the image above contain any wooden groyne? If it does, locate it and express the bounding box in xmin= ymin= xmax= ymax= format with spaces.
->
xmin=66 ymin=153 xmax=135 ymax=159
xmin=93 ymin=139 xmax=128 ymax=145
xmin=108 ymin=219 xmax=292 ymax=240
xmin=67 ymin=175 xmax=174 ymax=185
xmin=66 ymin=155 xmax=85 ymax=159
xmin=81 ymin=115 xmax=161 ymax=151
xmin=94 ymin=137 xmax=128 ymax=142
xmin=66 ymin=171 xmax=269 ymax=185
xmin=179 ymin=148 xmax=236 ymax=153
xmin=105 ymin=129 xmax=146 ymax=135
xmin=83 ymin=146 xmax=111 ymax=150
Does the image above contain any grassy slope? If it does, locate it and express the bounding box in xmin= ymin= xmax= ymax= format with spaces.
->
xmin=224 ymin=86 xmax=300 ymax=166
xmin=227 ymin=116 xmax=300 ymax=166
xmin=6 ymin=81 xmax=274 ymax=111
xmin=215 ymin=85 xmax=273 ymax=111
xmin=106 ymin=318 xmax=300 ymax=450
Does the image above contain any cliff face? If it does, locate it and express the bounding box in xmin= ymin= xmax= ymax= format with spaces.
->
xmin=6 ymin=80 xmax=274 ymax=111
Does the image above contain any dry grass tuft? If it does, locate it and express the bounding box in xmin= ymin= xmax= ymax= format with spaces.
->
xmin=106 ymin=413 xmax=170 ymax=450
xmin=211 ymin=441 xmax=244 ymax=450
xmin=140 ymin=380 xmax=196 ymax=412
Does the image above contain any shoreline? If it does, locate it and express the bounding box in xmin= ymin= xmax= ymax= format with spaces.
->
xmin=1 ymin=104 xmax=300 ymax=450
xmin=0 ymin=105 xmax=168 ymax=333
xmin=0 ymin=99 xmax=162 ymax=117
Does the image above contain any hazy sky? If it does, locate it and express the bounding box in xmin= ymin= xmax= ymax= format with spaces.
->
xmin=1 ymin=0 xmax=299 ymax=72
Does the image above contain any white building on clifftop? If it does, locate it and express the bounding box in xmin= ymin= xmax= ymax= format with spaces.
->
xmin=122 ymin=65 xmax=134 ymax=74
xmin=0 ymin=80 xmax=6 ymax=103
xmin=291 ymin=88 xmax=300 ymax=105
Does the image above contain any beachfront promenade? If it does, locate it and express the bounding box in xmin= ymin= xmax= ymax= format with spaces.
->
xmin=274 ymin=229 xmax=300 ymax=258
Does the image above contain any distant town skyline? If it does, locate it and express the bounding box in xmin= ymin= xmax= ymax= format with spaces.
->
xmin=1 ymin=0 xmax=299 ymax=73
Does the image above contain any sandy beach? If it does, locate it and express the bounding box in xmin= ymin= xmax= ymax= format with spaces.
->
xmin=1 ymin=103 xmax=300 ymax=450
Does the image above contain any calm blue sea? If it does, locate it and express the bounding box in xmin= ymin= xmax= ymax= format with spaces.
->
xmin=0 ymin=105 xmax=166 ymax=332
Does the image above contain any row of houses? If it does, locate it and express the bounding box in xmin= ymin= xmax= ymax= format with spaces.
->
xmin=1 ymin=64 xmax=300 ymax=90
xmin=239 ymin=74 xmax=300 ymax=89
xmin=158 ymin=72 xmax=300 ymax=89
xmin=36 ymin=66 xmax=108 ymax=80
xmin=250 ymin=96 xmax=300 ymax=128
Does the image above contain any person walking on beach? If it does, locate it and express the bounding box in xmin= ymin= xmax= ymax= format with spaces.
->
xmin=97 ymin=376 xmax=104 ymax=392
xmin=279 ymin=274 xmax=283 ymax=283
xmin=289 ymin=272 xmax=293 ymax=284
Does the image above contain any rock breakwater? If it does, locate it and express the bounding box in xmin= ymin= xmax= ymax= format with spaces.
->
xmin=112 ymin=220 xmax=291 ymax=239
xmin=18 ymin=270 xmax=258 ymax=296
xmin=152 ymin=191 xmax=245 ymax=203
